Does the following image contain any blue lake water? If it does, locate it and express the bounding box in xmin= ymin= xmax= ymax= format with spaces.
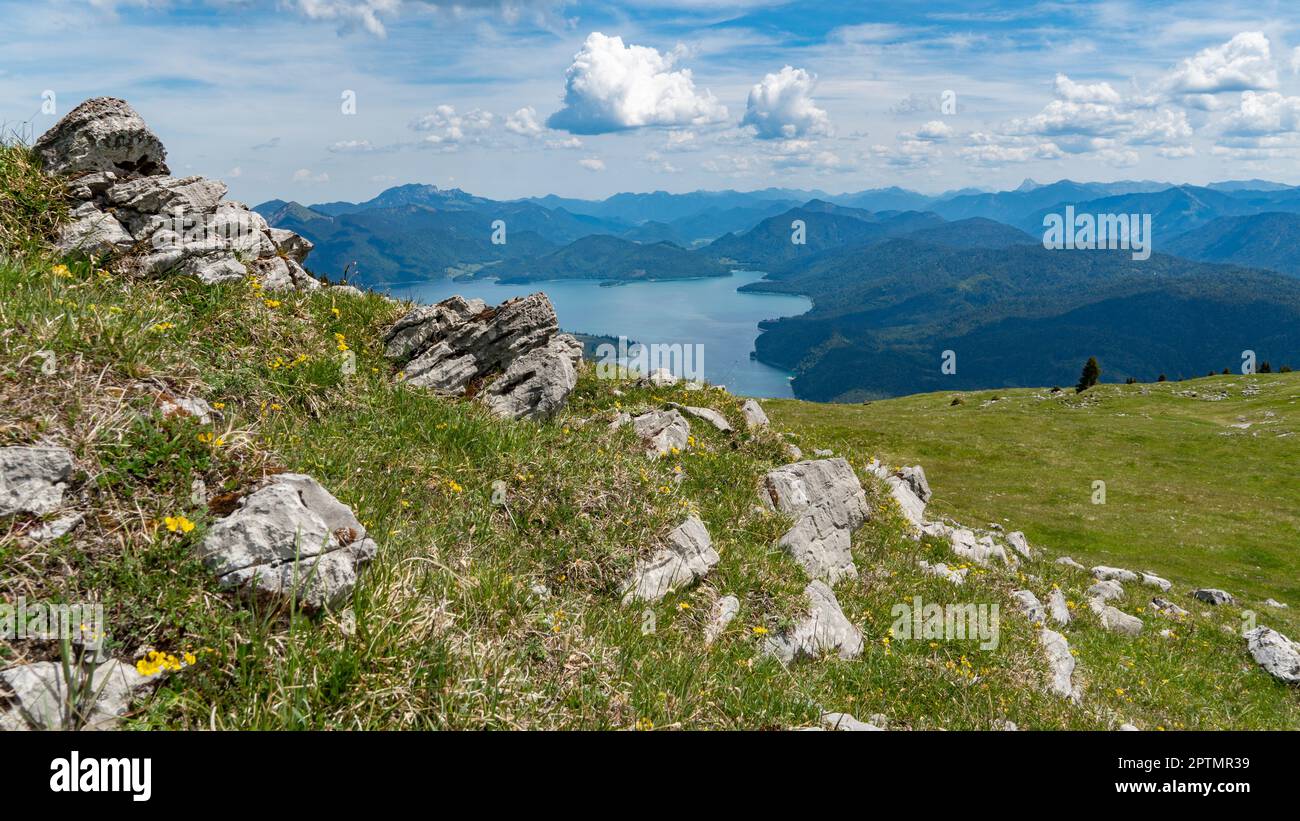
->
xmin=383 ymin=270 xmax=811 ymax=398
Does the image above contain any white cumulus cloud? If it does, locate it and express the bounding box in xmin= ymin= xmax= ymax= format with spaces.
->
xmin=546 ymin=32 xmax=728 ymax=134
xmin=411 ymin=105 xmax=494 ymax=150
xmin=741 ymin=65 xmax=831 ymax=140
xmin=1158 ymin=31 xmax=1277 ymax=95
xmin=1052 ymin=73 xmax=1122 ymax=105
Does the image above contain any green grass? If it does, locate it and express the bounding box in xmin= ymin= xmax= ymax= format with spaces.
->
xmin=769 ymin=378 xmax=1300 ymax=608
xmin=2 ymin=142 xmax=1298 ymax=729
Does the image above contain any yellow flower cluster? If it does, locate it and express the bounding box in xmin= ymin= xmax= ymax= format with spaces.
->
xmin=134 ymin=649 xmax=196 ymax=677
xmin=196 ymin=432 xmax=225 ymax=447
xmin=335 ymin=332 xmax=349 ymax=352
xmin=51 ymin=264 xmax=72 ymax=278
xmin=164 ymin=515 xmax=195 ymax=533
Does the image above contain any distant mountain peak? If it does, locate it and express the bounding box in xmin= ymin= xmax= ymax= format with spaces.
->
xmin=1016 ymin=178 xmax=1041 ymax=192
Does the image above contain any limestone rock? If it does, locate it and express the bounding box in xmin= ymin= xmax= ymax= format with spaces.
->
xmin=1087 ymin=580 xmax=1125 ymax=602
xmin=633 ymin=409 xmax=691 ymax=458
xmin=36 ymin=97 xmax=320 ymax=293
xmin=1039 ymin=628 xmax=1081 ymax=702
xmin=1011 ymin=590 xmax=1046 ymax=624
xmin=197 ymin=473 xmax=377 ymax=611
xmin=1056 ymin=556 xmax=1086 ymax=571
xmin=1244 ymin=627 xmax=1300 ymax=685
xmin=1089 ymin=598 xmax=1143 ymax=635
xmin=0 ymin=445 xmax=75 ymax=518
xmin=1047 ymin=588 xmax=1071 ymax=625
xmin=480 ymin=334 xmax=582 ymax=421
xmin=1006 ymin=531 xmax=1032 ymax=560
xmin=27 ymin=512 xmax=84 ymax=542
xmin=269 ymin=227 xmax=314 ymax=263
xmin=740 ymin=398 xmax=769 ymax=430
xmin=1264 ymin=598 xmax=1288 ymax=609
xmin=0 ymin=659 xmax=163 ymax=730
xmin=620 ymin=516 xmax=718 ymax=605
xmin=1151 ymin=597 xmax=1190 ymax=620
xmin=1092 ymin=566 xmax=1138 ymax=582
xmin=1191 ymin=588 xmax=1234 ymax=606
xmin=897 ymin=465 xmax=932 ymax=503
xmin=764 ymin=581 xmax=863 ymax=664
xmin=761 ymin=458 xmax=869 ymax=584
xmin=885 ymin=475 xmax=927 ymax=529
xmin=927 ymin=523 xmax=1014 ymax=568
xmin=646 ymin=368 xmax=677 ymax=387
xmin=384 ymin=293 xmax=580 ymax=421
xmin=918 ymin=559 xmax=968 ymax=585
xmin=819 ymin=712 xmax=883 ymax=731
xmin=1140 ymin=571 xmax=1172 ymax=592
xmin=34 ymin=97 xmax=169 ymax=177
xmin=670 ymin=404 xmax=732 ymax=434
xmin=704 ymin=595 xmax=740 ymax=645
xmin=56 ymin=202 xmax=134 ymax=256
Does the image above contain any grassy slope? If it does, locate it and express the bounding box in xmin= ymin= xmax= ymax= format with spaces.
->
xmin=2 ymin=144 xmax=1298 ymax=729
xmin=769 ymin=379 xmax=1300 ymax=607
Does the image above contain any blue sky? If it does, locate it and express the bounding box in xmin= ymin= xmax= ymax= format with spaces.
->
xmin=3 ymin=0 xmax=1300 ymax=204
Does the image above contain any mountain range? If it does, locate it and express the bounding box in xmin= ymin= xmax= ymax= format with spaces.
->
xmin=255 ymin=177 xmax=1300 ymax=400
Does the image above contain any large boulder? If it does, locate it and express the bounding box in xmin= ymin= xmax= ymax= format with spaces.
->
xmin=481 ymin=334 xmax=583 ymax=421
xmin=761 ymin=458 xmax=869 ymax=584
xmin=620 ymin=516 xmax=718 ymax=604
xmin=37 ymin=97 xmax=319 ymax=291
xmin=33 ymin=97 xmax=169 ymax=177
xmin=197 ymin=473 xmax=377 ymax=611
xmin=384 ymin=293 xmax=581 ymax=422
xmin=764 ymin=581 xmax=863 ymax=663
xmin=0 ymin=445 xmax=74 ymax=518
xmin=1244 ymin=627 xmax=1300 ymax=685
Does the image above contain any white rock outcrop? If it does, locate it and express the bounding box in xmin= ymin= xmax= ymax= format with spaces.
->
xmin=761 ymin=458 xmax=869 ymax=584
xmin=384 ymin=293 xmax=582 ymax=421
xmin=621 ymin=516 xmax=719 ymax=605
xmin=632 ymin=409 xmax=691 ymax=458
xmin=704 ymin=595 xmax=740 ymax=645
xmin=197 ymin=473 xmax=377 ymax=611
xmin=0 ymin=445 xmax=75 ymax=518
xmin=36 ymin=97 xmax=320 ymax=291
xmin=1039 ymin=628 xmax=1081 ymax=702
xmin=0 ymin=660 xmax=163 ymax=731
xmin=764 ymin=581 xmax=863 ymax=664
xmin=1244 ymin=627 xmax=1300 ymax=685
xmin=740 ymin=399 xmax=769 ymax=430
